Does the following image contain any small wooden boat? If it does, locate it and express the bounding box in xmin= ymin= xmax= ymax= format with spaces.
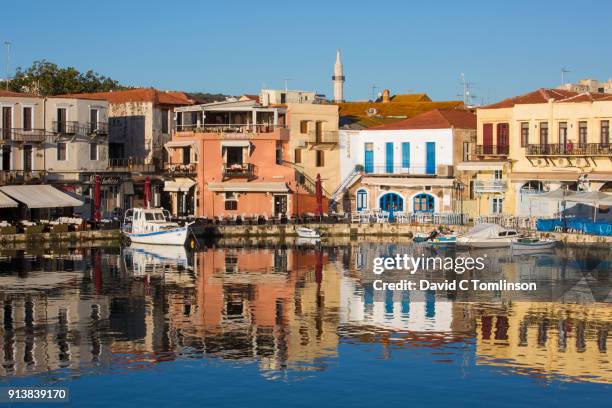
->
xmin=296 ymin=227 xmax=321 ymax=239
xmin=512 ymin=237 xmax=559 ymax=251
xmin=413 ymin=232 xmax=429 ymax=243
xmin=426 ymin=234 xmax=457 ymax=247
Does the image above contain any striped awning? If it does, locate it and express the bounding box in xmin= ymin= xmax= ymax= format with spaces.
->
xmin=0 ymin=185 xmax=83 ymax=208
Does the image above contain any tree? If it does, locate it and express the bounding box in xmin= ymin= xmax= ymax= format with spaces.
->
xmin=3 ymin=60 xmax=125 ymax=96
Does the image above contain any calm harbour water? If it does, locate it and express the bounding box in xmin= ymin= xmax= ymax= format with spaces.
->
xmin=0 ymin=241 xmax=610 ymax=407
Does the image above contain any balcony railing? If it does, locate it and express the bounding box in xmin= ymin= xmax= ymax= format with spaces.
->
xmin=167 ymin=163 xmax=197 ymax=174
xmin=222 ymin=163 xmax=256 ymax=179
xmin=0 ymin=128 xmax=50 ymax=143
xmin=473 ymin=179 xmax=507 ymax=193
xmin=0 ymin=170 xmax=45 ymax=185
xmin=526 ymin=143 xmax=612 ymax=156
xmin=362 ymin=165 xmax=453 ymax=177
xmin=306 ymin=130 xmax=339 ymax=144
xmin=107 ymin=158 xmax=156 ymax=173
xmin=176 ymin=123 xmax=284 ymax=134
xmin=87 ymin=122 xmax=109 ymax=135
xmin=52 ymin=121 xmax=81 ymax=134
xmin=473 ymin=145 xmax=509 ymax=156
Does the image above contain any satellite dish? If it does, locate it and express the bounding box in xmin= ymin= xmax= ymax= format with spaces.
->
xmin=366 ymin=108 xmax=378 ymax=117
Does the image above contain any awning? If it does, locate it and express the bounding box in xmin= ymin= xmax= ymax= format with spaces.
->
xmin=565 ymin=191 xmax=612 ymax=205
xmin=207 ymin=182 xmax=289 ymax=193
xmin=120 ymin=181 xmax=134 ymax=195
xmin=164 ymin=178 xmax=196 ymax=192
xmin=509 ymin=172 xmax=612 ymax=181
xmin=360 ymin=177 xmax=455 ymax=188
xmin=456 ymin=162 xmax=506 ymax=171
xmin=529 ymin=189 xmax=577 ymax=201
xmin=221 ymin=140 xmax=252 ymax=155
xmin=0 ymin=191 xmax=18 ymax=208
xmin=165 ymin=140 xmax=199 ymax=155
xmin=0 ymin=185 xmax=84 ymax=208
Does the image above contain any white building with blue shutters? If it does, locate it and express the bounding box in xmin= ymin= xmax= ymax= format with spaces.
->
xmin=335 ymin=109 xmax=476 ymax=215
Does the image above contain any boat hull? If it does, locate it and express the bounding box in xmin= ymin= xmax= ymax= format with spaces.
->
xmin=124 ymin=226 xmax=190 ymax=246
xmin=457 ymin=238 xmax=512 ymax=249
xmin=512 ymin=241 xmax=558 ymax=251
xmin=296 ymin=228 xmax=321 ymax=239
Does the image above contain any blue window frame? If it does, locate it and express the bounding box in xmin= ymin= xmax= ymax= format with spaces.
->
xmin=379 ymin=192 xmax=403 ymax=212
xmin=364 ymin=143 xmax=374 ymax=174
xmin=426 ymin=142 xmax=436 ymax=175
xmin=356 ymin=189 xmax=368 ymax=211
xmin=385 ymin=142 xmax=394 ymax=173
xmin=413 ymin=193 xmax=434 ymax=213
xmin=401 ymin=142 xmax=410 ymax=169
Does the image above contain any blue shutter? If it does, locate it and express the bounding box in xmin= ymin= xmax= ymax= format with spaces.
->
xmin=385 ymin=142 xmax=394 ymax=173
xmin=364 ymin=146 xmax=373 ymax=174
xmin=426 ymin=142 xmax=436 ymax=175
xmin=401 ymin=142 xmax=410 ymax=168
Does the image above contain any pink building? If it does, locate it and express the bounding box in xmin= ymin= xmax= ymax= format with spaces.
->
xmin=165 ymin=100 xmax=325 ymax=219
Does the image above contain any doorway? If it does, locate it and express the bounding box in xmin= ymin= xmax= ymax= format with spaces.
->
xmin=23 ymin=145 xmax=32 ymax=172
xmin=274 ymin=195 xmax=287 ymax=217
xmin=2 ymin=107 xmax=11 ymax=140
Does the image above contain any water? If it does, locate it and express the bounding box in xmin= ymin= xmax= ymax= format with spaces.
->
xmin=0 ymin=242 xmax=610 ymax=407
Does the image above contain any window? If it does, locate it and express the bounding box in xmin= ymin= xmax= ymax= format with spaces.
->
xmin=364 ymin=142 xmax=374 ymax=173
xmin=300 ymin=120 xmax=308 ymax=134
xmin=380 ymin=192 xmax=404 ymax=211
xmin=276 ymin=143 xmax=283 ymax=164
xmin=539 ymin=122 xmax=548 ymax=145
xmin=225 ymin=192 xmax=238 ymax=210
xmin=491 ymin=197 xmax=503 ymax=214
xmin=559 ymin=122 xmax=568 ymax=145
xmin=226 ymin=146 xmax=243 ymax=165
xmin=280 ymin=93 xmax=286 ymax=104
xmin=494 ymin=170 xmax=503 ymax=180
xmin=182 ymin=146 xmax=191 ymax=165
xmin=579 ymin=121 xmax=587 ymax=146
xmin=412 ymin=193 xmax=434 ymax=213
xmin=356 ymin=189 xmax=368 ymax=211
xmin=89 ymin=142 xmax=98 ymax=160
xmin=316 ymin=150 xmax=324 ymax=167
xmin=57 ymin=142 xmax=67 ymax=161
xmin=90 ymin=109 xmax=98 ymax=132
xmin=462 ymin=141 xmax=470 ymax=162
xmin=496 ymin=123 xmax=509 ymax=148
xmin=385 ymin=142 xmax=394 ymax=173
xmin=402 ymin=142 xmax=410 ymax=168
xmin=520 ymin=122 xmax=529 ymax=147
xmin=294 ymin=148 xmax=302 ymax=164
xmin=601 ymin=120 xmax=610 ymax=146
xmin=161 ymin=109 xmax=169 ymax=133
xmin=23 ymin=107 xmax=33 ymax=131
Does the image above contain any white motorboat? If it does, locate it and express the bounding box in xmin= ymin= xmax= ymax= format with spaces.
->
xmin=296 ymin=227 xmax=321 ymax=239
xmin=122 ymin=207 xmax=193 ymax=246
xmin=512 ymin=237 xmax=559 ymax=252
xmin=122 ymin=243 xmax=190 ymax=276
xmin=457 ymin=223 xmax=519 ymax=249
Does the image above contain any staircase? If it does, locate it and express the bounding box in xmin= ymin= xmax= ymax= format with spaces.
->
xmin=330 ymin=168 xmax=361 ymax=202
xmin=282 ymin=161 xmax=330 ymax=197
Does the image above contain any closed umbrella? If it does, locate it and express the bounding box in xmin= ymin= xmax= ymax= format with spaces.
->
xmin=315 ymin=173 xmax=323 ymax=219
xmin=93 ymin=175 xmax=101 ymax=221
xmin=144 ymin=176 xmax=152 ymax=208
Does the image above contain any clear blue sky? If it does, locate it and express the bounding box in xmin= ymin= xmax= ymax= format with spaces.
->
xmin=3 ymin=0 xmax=611 ymax=103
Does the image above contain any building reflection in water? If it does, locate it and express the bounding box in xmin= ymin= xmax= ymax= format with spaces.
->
xmin=0 ymin=243 xmax=610 ymax=384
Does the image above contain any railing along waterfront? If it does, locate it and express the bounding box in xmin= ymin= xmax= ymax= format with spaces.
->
xmin=474 ymin=215 xmax=537 ymax=230
xmin=176 ymin=123 xmax=285 ymax=133
xmin=526 ymin=143 xmax=612 ymax=156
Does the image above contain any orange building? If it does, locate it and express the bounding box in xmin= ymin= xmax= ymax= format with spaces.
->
xmin=166 ymin=100 xmax=326 ymax=219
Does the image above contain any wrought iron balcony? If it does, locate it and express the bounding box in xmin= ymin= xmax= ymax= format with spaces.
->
xmin=52 ymin=121 xmax=80 ymax=134
xmin=107 ymin=158 xmax=156 ymax=173
xmin=362 ymin=165 xmax=452 ymax=177
xmin=0 ymin=170 xmax=45 ymax=185
xmin=222 ymin=163 xmax=256 ymax=179
xmin=176 ymin=123 xmax=284 ymax=134
xmin=306 ymin=130 xmax=339 ymax=144
xmin=167 ymin=163 xmax=197 ymax=175
xmin=473 ymin=179 xmax=507 ymax=193
xmin=87 ymin=122 xmax=109 ymax=135
xmin=473 ymin=145 xmax=509 ymax=156
xmin=0 ymin=128 xmax=50 ymax=143
xmin=526 ymin=143 xmax=612 ymax=156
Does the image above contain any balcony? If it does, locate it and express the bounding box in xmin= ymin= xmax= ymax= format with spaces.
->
xmin=87 ymin=122 xmax=109 ymax=136
xmin=473 ymin=145 xmax=509 ymax=157
xmin=52 ymin=121 xmax=80 ymax=134
xmin=0 ymin=128 xmax=49 ymax=143
xmin=176 ymin=123 xmax=284 ymax=134
xmin=166 ymin=162 xmax=197 ymax=175
xmin=363 ymin=165 xmax=453 ymax=177
xmin=306 ymin=130 xmax=339 ymax=145
xmin=222 ymin=163 xmax=256 ymax=180
xmin=107 ymin=158 xmax=156 ymax=173
xmin=526 ymin=143 xmax=612 ymax=156
xmin=473 ymin=179 xmax=507 ymax=193
xmin=0 ymin=170 xmax=45 ymax=185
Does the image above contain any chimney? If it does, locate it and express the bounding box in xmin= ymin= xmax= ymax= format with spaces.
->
xmin=382 ymin=89 xmax=390 ymax=103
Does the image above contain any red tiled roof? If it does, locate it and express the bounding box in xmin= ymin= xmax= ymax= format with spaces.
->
xmin=557 ymin=92 xmax=612 ymax=103
xmin=0 ymin=90 xmax=39 ymax=98
xmin=369 ymin=109 xmax=476 ymax=130
xmin=54 ymin=88 xmax=194 ymax=105
xmin=480 ymin=88 xmax=580 ymax=109
xmin=240 ymin=94 xmax=260 ymax=103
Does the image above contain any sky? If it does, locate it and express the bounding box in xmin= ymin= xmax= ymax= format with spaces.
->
xmin=2 ymin=0 xmax=612 ymax=104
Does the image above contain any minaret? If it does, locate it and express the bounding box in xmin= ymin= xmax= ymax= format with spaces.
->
xmin=332 ymin=49 xmax=345 ymax=102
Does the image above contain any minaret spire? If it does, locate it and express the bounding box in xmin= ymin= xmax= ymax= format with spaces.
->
xmin=333 ymin=49 xmax=345 ymax=102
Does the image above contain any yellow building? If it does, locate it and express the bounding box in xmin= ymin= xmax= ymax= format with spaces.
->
xmin=465 ymin=88 xmax=612 ymax=217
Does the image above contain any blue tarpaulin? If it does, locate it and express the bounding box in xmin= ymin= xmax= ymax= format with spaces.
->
xmin=536 ymin=218 xmax=612 ymax=236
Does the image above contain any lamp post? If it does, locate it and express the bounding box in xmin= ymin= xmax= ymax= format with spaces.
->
xmin=454 ymin=181 xmax=465 ymax=225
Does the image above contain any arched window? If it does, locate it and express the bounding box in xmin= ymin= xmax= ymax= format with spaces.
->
xmin=379 ymin=192 xmax=404 ymax=211
xmin=600 ymin=181 xmax=612 ymax=192
xmin=413 ymin=193 xmax=435 ymax=213
xmin=356 ymin=189 xmax=369 ymax=211
xmin=520 ymin=181 xmax=544 ymax=194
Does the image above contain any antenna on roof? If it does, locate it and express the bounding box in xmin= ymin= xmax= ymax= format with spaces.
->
xmin=460 ymin=73 xmax=477 ymax=107
xmin=561 ymin=67 xmax=570 ymax=86
xmin=370 ymin=84 xmax=379 ymax=101
xmin=283 ymin=78 xmax=292 ymax=91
